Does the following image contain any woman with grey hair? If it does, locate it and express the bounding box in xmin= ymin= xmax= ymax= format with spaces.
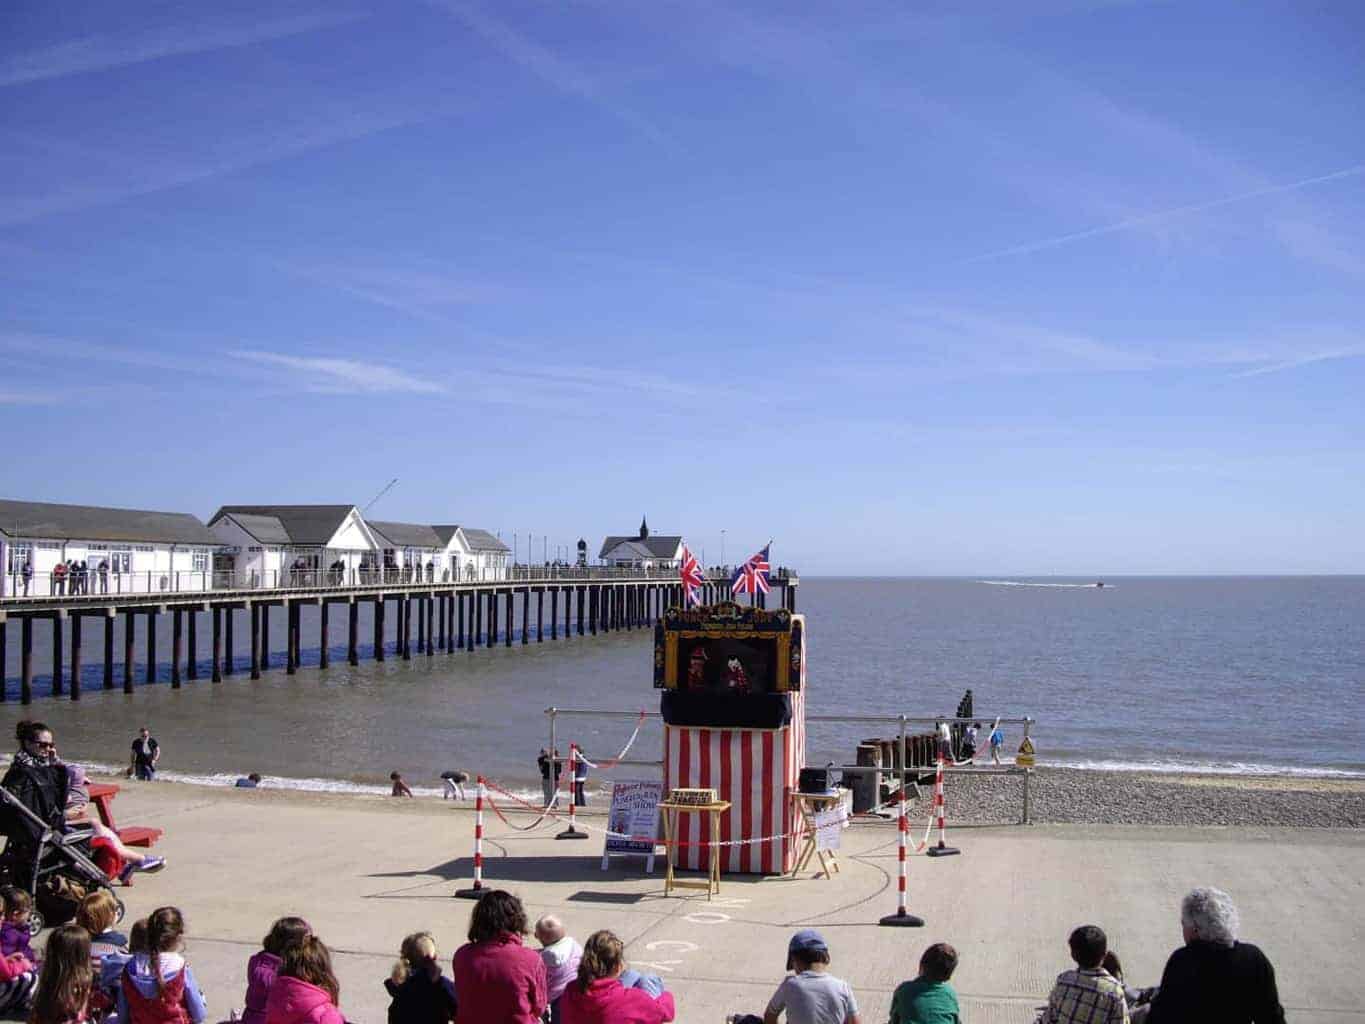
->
xmin=1147 ymin=887 xmax=1284 ymax=1023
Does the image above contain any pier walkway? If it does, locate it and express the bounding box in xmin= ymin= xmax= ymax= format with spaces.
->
xmin=0 ymin=568 xmax=798 ymax=704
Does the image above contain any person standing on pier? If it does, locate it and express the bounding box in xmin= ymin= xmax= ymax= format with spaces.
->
xmin=98 ymin=559 xmax=109 ymax=594
xmin=130 ymin=728 xmax=160 ymax=781
xmin=20 ymin=559 xmax=32 ymax=596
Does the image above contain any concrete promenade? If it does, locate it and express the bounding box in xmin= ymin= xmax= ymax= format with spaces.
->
xmin=92 ymin=779 xmax=1363 ymax=1023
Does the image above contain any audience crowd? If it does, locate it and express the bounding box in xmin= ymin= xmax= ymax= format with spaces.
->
xmin=0 ymin=721 xmax=1286 ymax=1023
xmin=0 ymin=882 xmax=1283 ymax=1024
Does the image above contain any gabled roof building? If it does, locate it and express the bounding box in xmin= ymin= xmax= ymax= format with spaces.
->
xmin=599 ymin=516 xmax=683 ymax=568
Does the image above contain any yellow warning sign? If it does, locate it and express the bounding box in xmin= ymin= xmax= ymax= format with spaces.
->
xmin=1016 ymin=736 xmax=1036 ymax=767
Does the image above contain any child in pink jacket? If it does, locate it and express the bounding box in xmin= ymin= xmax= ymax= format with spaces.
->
xmin=243 ymin=918 xmax=311 ymax=1024
xmin=558 ymin=931 xmax=674 ymax=1024
xmin=264 ymin=937 xmax=343 ymax=1024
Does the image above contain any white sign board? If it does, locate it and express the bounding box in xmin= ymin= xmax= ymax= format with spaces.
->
xmin=813 ymin=807 xmax=844 ymax=852
xmin=602 ymin=780 xmax=664 ymax=872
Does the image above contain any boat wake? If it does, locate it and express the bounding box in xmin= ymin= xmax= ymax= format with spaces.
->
xmin=977 ymin=580 xmax=1112 ymax=589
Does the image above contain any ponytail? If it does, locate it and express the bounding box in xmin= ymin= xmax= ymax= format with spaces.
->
xmin=576 ymin=930 xmax=625 ymax=994
xmin=144 ymin=907 xmax=186 ymax=994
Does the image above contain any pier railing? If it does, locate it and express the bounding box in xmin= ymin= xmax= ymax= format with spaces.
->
xmin=3 ymin=565 xmax=798 ymax=602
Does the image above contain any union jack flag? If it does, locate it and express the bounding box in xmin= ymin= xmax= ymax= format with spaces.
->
xmin=730 ymin=543 xmax=771 ymax=596
xmin=679 ymin=545 xmax=704 ymax=608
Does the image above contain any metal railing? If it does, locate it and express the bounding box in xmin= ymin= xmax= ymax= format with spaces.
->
xmin=544 ymin=707 xmax=1035 ymax=822
xmin=2 ymin=564 xmax=798 ymax=602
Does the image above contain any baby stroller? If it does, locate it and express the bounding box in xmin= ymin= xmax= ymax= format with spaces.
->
xmin=0 ymin=757 xmax=124 ymax=931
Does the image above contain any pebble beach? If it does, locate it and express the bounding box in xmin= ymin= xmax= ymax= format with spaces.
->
xmin=943 ymin=766 xmax=1365 ymax=828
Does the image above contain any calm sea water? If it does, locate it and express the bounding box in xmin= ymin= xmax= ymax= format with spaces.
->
xmin=4 ymin=577 xmax=1363 ymax=793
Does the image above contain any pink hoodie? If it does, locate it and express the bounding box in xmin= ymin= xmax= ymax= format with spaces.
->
xmin=263 ymin=975 xmax=343 ymax=1024
xmin=558 ymin=977 xmax=675 ymax=1024
xmin=241 ymin=951 xmax=280 ymax=1024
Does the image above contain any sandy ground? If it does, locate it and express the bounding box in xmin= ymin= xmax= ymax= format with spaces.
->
xmin=54 ymin=773 xmax=1365 ymax=1024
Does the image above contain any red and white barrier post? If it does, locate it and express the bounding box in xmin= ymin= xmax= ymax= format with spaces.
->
xmin=879 ymin=763 xmax=925 ymax=927
xmin=555 ymin=744 xmax=588 ymax=840
xmin=925 ymin=756 xmax=960 ymax=858
xmin=455 ymin=776 xmax=488 ymax=898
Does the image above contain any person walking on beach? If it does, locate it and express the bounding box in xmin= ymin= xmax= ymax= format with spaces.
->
xmin=988 ymin=720 xmax=1005 ymax=766
xmin=441 ymin=770 xmax=469 ymax=801
xmin=1146 ymin=887 xmax=1283 ymax=1024
xmin=961 ymin=723 xmax=980 ymax=764
xmin=130 ymin=728 xmax=159 ymax=781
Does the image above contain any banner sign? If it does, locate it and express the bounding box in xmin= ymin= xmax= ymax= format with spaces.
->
xmin=813 ymin=807 xmax=844 ymax=852
xmin=602 ymin=780 xmax=664 ymax=872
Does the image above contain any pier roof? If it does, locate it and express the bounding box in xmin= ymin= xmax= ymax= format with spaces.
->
xmin=368 ymin=520 xmax=443 ymax=549
xmin=599 ymin=534 xmax=683 ymax=559
xmin=459 ymin=528 xmax=509 ymax=552
xmin=217 ymin=513 xmax=292 ymax=545
xmin=209 ymin=505 xmax=359 ymax=546
xmin=0 ymin=499 xmax=219 ymax=545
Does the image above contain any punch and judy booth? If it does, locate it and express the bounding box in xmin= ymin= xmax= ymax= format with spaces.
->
xmin=655 ymin=602 xmax=807 ymax=874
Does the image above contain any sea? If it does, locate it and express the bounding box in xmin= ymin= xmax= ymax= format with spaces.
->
xmin=3 ymin=577 xmax=1363 ymax=796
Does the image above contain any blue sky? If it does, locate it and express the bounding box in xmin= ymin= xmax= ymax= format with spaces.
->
xmin=2 ymin=1 xmax=1362 ymax=574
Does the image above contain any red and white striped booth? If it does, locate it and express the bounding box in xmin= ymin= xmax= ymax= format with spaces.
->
xmin=655 ymin=603 xmax=807 ymax=874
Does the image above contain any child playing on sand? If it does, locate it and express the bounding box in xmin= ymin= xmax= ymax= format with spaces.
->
xmin=391 ymin=772 xmax=414 ymax=798
xmin=242 ymin=916 xmax=311 ymax=1024
xmin=116 ymin=906 xmax=208 ymax=1024
xmin=0 ymin=886 xmax=36 ymax=962
xmin=29 ymin=925 xmax=88 ymax=1024
xmin=889 ymin=943 xmax=960 ymax=1024
xmin=384 ymin=931 xmax=457 ymax=1024
xmin=988 ymin=720 xmax=1005 ymax=766
xmin=536 ymin=915 xmax=583 ymax=1024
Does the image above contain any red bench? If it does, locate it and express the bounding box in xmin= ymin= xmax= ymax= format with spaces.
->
xmin=86 ymin=783 xmax=164 ymax=848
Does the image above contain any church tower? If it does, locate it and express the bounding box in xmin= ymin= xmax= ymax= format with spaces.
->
xmin=639 ymin=515 xmax=649 ymax=540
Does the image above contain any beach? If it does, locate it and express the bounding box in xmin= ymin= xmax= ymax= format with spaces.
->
xmin=64 ymin=768 xmax=1365 ymax=1023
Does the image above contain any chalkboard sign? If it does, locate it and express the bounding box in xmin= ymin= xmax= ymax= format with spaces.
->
xmin=601 ymin=780 xmax=664 ymax=873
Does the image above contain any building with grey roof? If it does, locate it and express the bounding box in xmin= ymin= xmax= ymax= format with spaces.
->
xmin=0 ymin=498 xmax=220 ymax=598
xmin=599 ymin=517 xmax=683 ymax=568
xmin=207 ymin=504 xmax=380 ymax=588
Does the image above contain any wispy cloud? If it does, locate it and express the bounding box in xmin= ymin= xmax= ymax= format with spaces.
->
xmin=0 ymin=388 xmax=63 ymax=406
xmin=0 ymin=11 xmax=364 ymax=88
xmin=1233 ymin=344 xmax=1365 ymax=378
xmin=231 ymin=351 xmax=446 ymax=395
xmin=433 ymin=1 xmax=675 ymax=148
xmin=957 ymin=164 xmax=1365 ymax=265
xmin=1 ymin=104 xmax=451 ymax=226
xmin=280 ymin=259 xmax=507 ymax=324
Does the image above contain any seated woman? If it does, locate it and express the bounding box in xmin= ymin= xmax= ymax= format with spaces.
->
xmin=64 ymin=764 xmax=165 ymax=882
xmin=558 ymin=930 xmax=675 ymax=1024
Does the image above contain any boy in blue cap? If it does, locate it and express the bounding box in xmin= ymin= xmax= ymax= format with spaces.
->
xmin=756 ymin=929 xmax=861 ymax=1024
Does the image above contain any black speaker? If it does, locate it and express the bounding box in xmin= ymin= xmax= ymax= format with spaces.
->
xmin=799 ymin=767 xmax=834 ymax=794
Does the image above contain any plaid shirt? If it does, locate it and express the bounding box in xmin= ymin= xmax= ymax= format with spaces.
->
xmin=1047 ymin=968 xmax=1129 ymax=1024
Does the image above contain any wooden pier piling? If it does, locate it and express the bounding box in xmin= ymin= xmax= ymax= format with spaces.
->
xmin=171 ymin=609 xmax=182 ymax=688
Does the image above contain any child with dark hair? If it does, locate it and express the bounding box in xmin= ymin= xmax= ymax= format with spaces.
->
xmin=29 ymin=926 xmax=89 ymax=1024
xmin=0 ymin=885 xmax=36 ymax=961
xmin=889 ymin=943 xmax=960 ymax=1023
xmin=1044 ymin=925 xmax=1128 ymax=1024
xmin=117 ymin=906 xmax=207 ymax=1024
xmin=390 ymin=773 xmax=414 ymax=798
xmin=266 ymin=935 xmax=343 ymax=1024
xmin=243 ymin=917 xmax=312 ymax=1024
xmin=451 ymin=890 xmax=547 ymax=1024
xmin=558 ymin=929 xmax=674 ymax=1024
xmin=758 ymin=930 xmax=859 ymax=1024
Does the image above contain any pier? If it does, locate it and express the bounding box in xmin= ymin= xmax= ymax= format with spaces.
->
xmin=0 ymin=568 xmax=798 ymax=705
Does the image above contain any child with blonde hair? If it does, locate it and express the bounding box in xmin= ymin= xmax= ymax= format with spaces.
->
xmin=384 ymin=932 xmax=457 ymax=1024
xmin=76 ymin=890 xmax=129 ymax=963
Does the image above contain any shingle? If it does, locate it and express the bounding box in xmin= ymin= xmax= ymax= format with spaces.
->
xmin=460 ymin=528 xmax=509 ymax=552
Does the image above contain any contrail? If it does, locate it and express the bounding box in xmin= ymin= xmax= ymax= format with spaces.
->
xmin=958 ymin=163 xmax=1365 ymax=265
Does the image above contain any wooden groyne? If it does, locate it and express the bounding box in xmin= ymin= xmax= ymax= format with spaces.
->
xmin=0 ymin=570 xmax=798 ymax=704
